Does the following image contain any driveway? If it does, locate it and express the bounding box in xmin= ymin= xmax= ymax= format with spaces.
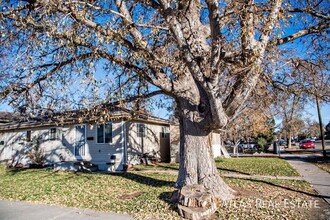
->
xmin=0 ymin=200 xmax=135 ymax=220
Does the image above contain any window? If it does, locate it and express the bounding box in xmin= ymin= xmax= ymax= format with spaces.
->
xmin=26 ymin=130 xmax=32 ymax=142
xmin=137 ymin=123 xmax=145 ymax=137
xmin=49 ymin=128 xmax=61 ymax=140
xmin=97 ymin=124 xmax=104 ymax=143
xmin=161 ymin=126 xmax=169 ymax=138
xmin=97 ymin=122 xmax=112 ymax=143
xmin=50 ymin=128 xmax=57 ymax=140
xmin=105 ymin=123 xmax=112 ymax=143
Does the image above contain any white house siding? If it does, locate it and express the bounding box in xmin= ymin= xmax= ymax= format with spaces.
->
xmin=0 ymin=130 xmax=29 ymax=165
xmin=86 ymin=122 xmax=125 ymax=171
xmin=211 ymin=132 xmax=221 ymax=158
xmin=126 ymin=121 xmax=170 ymax=163
xmin=0 ymin=127 xmax=77 ymax=166
xmin=0 ymin=119 xmax=169 ymax=170
xmin=41 ymin=126 xmax=76 ymax=162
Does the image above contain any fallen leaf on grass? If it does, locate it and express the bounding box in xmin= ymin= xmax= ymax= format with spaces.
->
xmin=119 ymin=191 xmax=144 ymax=200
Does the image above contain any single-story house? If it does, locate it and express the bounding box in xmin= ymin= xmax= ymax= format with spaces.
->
xmin=0 ymin=106 xmax=170 ymax=171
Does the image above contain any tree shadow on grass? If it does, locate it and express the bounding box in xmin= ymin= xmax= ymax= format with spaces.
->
xmin=109 ymin=172 xmax=175 ymax=188
xmin=108 ymin=172 xmax=179 ymax=212
xmin=217 ymin=167 xmax=251 ymax=176
xmin=157 ymin=164 xmax=179 ymax=171
xmin=229 ymin=177 xmax=330 ymax=199
xmin=159 ymin=191 xmax=178 ymax=212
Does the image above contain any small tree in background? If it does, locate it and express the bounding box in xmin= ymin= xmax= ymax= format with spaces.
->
xmin=256 ymin=137 xmax=268 ymax=152
xmin=305 ymin=119 xmax=321 ymax=138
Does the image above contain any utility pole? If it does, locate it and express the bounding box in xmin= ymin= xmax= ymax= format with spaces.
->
xmin=316 ymin=96 xmax=326 ymax=158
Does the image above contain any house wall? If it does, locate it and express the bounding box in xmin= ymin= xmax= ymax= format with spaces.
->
xmin=0 ymin=130 xmax=29 ymax=166
xmin=126 ymin=121 xmax=170 ymax=163
xmin=211 ymin=132 xmax=222 ymax=158
xmin=0 ymin=120 xmax=169 ymax=170
xmin=86 ymin=122 xmax=125 ymax=170
xmin=0 ymin=126 xmax=77 ymax=167
xmin=0 ymin=122 xmax=126 ymax=171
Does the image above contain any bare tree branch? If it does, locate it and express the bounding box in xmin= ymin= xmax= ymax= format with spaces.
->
xmin=0 ymin=53 xmax=94 ymax=98
xmin=272 ymin=21 xmax=330 ymax=46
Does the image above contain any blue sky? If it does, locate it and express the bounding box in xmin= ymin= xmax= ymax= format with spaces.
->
xmin=305 ymin=103 xmax=330 ymax=125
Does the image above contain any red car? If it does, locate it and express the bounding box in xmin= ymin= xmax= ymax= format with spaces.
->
xmin=299 ymin=140 xmax=315 ymax=149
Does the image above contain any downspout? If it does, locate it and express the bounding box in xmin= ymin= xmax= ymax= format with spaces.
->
xmin=121 ymin=120 xmax=125 ymax=164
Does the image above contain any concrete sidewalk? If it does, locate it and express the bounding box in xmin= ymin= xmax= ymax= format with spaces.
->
xmin=283 ymin=158 xmax=330 ymax=205
xmin=0 ymin=200 xmax=135 ymax=220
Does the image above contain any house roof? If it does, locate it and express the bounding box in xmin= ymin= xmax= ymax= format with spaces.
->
xmin=0 ymin=106 xmax=170 ymax=132
xmin=0 ymin=112 xmax=24 ymax=123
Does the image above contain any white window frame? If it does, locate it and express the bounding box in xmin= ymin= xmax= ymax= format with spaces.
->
xmin=49 ymin=127 xmax=62 ymax=141
xmin=137 ymin=123 xmax=146 ymax=137
xmin=96 ymin=122 xmax=113 ymax=144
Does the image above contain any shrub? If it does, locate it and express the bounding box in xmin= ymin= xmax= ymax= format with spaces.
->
xmin=27 ymin=137 xmax=45 ymax=166
xmin=256 ymin=137 xmax=268 ymax=152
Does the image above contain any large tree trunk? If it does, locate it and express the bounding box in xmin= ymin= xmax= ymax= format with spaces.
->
xmin=175 ymin=99 xmax=234 ymax=201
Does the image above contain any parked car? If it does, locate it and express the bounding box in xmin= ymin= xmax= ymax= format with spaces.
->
xmin=238 ymin=142 xmax=257 ymax=150
xmin=299 ymin=140 xmax=315 ymax=149
xmin=278 ymin=139 xmax=286 ymax=146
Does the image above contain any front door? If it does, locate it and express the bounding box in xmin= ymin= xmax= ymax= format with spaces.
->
xmin=75 ymin=125 xmax=86 ymax=159
xmin=160 ymin=132 xmax=170 ymax=162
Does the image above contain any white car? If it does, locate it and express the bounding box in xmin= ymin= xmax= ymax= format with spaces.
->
xmin=238 ymin=142 xmax=257 ymax=149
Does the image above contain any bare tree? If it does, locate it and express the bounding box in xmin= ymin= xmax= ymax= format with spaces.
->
xmin=293 ymin=59 xmax=330 ymax=156
xmin=273 ymin=91 xmax=307 ymax=148
xmin=305 ymin=119 xmax=321 ymax=138
xmin=1 ymin=0 xmax=329 ymax=215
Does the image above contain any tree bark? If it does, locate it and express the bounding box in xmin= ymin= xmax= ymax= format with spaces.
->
xmin=287 ymin=132 xmax=292 ymax=148
xmin=175 ymin=99 xmax=234 ymax=201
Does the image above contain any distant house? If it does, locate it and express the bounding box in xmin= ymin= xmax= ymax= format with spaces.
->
xmin=0 ymin=107 xmax=170 ymax=171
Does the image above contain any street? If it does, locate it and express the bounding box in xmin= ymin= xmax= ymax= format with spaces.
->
xmin=281 ymin=140 xmax=330 ymax=155
xmin=315 ymin=141 xmax=330 ymax=150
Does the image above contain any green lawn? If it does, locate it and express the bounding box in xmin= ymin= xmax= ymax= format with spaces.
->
xmin=0 ymin=166 xmax=180 ymax=220
xmin=134 ymin=157 xmax=300 ymax=177
xmin=0 ymin=159 xmax=327 ymax=220
xmin=215 ymin=157 xmax=300 ymax=176
xmin=132 ymin=163 xmax=179 ymax=171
